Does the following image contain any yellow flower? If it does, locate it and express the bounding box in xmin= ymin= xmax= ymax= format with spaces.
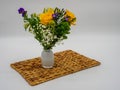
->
xmin=39 ymin=8 xmax=54 ymax=25
xmin=65 ymin=10 xmax=76 ymax=25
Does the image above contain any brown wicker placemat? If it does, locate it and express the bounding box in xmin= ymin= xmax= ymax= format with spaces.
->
xmin=11 ymin=50 xmax=101 ymax=86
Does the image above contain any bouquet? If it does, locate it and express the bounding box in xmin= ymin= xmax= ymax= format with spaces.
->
xmin=18 ymin=7 xmax=76 ymax=50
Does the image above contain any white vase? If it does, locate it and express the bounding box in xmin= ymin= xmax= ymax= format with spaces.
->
xmin=41 ymin=49 xmax=54 ymax=68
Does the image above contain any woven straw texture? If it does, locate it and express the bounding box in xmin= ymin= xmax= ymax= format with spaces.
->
xmin=11 ymin=50 xmax=101 ymax=86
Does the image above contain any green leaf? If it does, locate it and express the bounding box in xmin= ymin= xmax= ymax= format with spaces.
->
xmin=24 ymin=23 xmax=29 ymax=30
xmin=63 ymin=36 xmax=67 ymax=39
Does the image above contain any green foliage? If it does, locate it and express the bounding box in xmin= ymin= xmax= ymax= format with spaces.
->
xmin=55 ymin=22 xmax=70 ymax=38
xmin=19 ymin=7 xmax=76 ymax=50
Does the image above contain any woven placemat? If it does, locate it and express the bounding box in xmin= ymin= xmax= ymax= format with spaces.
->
xmin=11 ymin=50 xmax=101 ymax=86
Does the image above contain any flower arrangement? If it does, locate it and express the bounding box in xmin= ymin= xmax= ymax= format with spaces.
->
xmin=18 ymin=7 xmax=76 ymax=50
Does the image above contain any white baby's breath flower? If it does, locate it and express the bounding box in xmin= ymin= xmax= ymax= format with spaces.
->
xmin=54 ymin=35 xmax=57 ymax=39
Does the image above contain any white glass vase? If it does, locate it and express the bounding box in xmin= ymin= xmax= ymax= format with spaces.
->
xmin=41 ymin=49 xmax=54 ymax=68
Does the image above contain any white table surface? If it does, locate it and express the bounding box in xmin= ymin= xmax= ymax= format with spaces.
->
xmin=0 ymin=32 xmax=120 ymax=90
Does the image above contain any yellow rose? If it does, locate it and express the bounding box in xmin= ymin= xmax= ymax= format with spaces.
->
xmin=65 ymin=10 xmax=76 ymax=25
xmin=39 ymin=8 xmax=54 ymax=25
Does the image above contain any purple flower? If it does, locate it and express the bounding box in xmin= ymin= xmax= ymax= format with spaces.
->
xmin=52 ymin=14 xmax=56 ymax=18
xmin=22 ymin=11 xmax=27 ymax=17
xmin=65 ymin=17 xmax=69 ymax=21
xmin=18 ymin=8 xmax=27 ymax=17
xmin=52 ymin=13 xmax=58 ymax=19
xmin=18 ymin=8 xmax=25 ymax=14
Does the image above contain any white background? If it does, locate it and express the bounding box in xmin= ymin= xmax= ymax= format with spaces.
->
xmin=0 ymin=0 xmax=120 ymax=90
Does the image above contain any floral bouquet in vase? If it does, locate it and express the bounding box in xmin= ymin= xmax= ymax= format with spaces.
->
xmin=18 ymin=7 xmax=76 ymax=68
